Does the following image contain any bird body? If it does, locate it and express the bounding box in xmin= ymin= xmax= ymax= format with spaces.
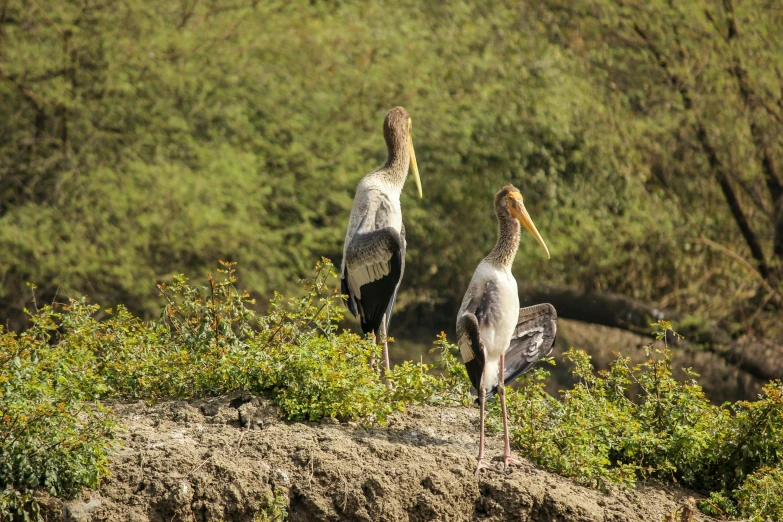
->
xmin=457 ymin=261 xmax=519 ymax=392
xmin=456 ymin=184 xmax=555 ymax=474
xmin=341 ymin=172 xmax=407 ymax=336
xmin=341 ymin=107 xmax=421 ymax=369
xmin=342 ymin=176 xmax=403 ymax=298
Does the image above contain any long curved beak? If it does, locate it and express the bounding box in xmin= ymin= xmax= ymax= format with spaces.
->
xmin=408 ymin=133 xmax=422 ymax=198
xmin=511 ymin=199 xmax=550 ymax=259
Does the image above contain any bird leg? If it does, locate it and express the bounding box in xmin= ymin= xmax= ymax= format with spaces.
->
xmin=380 ymin=313 xmax=390 ymax=372
xmin=369 ymin=331 xmax=377 ymax=369
xmin=475 ymin=386 xmax=491 ymax=475
xmin=496 ymin=353 xmax=521 ymax=471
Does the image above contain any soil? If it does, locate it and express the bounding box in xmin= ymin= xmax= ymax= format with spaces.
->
xmin=38 ymin=391 xmax=709 ymax=522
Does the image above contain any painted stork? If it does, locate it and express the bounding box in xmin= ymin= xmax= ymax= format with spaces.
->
xmin=456 ymin=185 xmax=557 ymax=474
xmin=341 ymin=106 xmax=422 ymax=371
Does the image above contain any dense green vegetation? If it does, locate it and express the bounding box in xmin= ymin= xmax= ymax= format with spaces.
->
xmin=500 ymin=322 xmax=783 ymax=520
xmin=1 ymin=265 xmax=782 ymax=520
xmin=0 ymin=262 xmax=469 ymax=520
xmin=3 ymin=0 xmax=783 ymax=332
xmin=3 ymin=1 xmax=783 ymax=520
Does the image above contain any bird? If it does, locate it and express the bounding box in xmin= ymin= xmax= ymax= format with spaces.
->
xmin=456 ymin=184 xmax=557 ymax=474
xmin=341 ymin=106 xmax=422 ymax=372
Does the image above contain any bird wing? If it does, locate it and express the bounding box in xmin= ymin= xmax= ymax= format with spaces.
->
xmin=343 ymin=224 xmax=404 ymax=299
xmin=457 ymin=279 xmax=502 ymax=391
xmin=341 ymin=224 xmax=404 ymax=333
xmin=381 ymin=222 xmax=405 ymax=331
xmin=485 ymin=303 xmax=557 ymax=398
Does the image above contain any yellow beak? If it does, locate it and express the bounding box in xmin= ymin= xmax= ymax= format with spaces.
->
xmin=510 ymin=197 xmax=550 ymax=259
xmin=408 ymin=131 xmax=422 ymax=198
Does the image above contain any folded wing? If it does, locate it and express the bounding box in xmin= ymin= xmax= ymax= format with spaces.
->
xmin=457 ymin=280 xmax=504 ymax=392
xmin=341 ymin=225 xmax=405 ymax=334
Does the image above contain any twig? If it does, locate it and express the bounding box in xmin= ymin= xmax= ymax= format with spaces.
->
xmin=187 ymin=455 xmax=212 ymax=476
xmin=209 ymin=275 xmax=219 ymax=341
xmin=30 ymin=284 xmax=38 ymax=312
xmin=51 ymin=283 xmax=61 ymax=306
xmin=28 ymin=0 xmax=64 ymax=36
xmin=234 ymin=430 xmax=245 ymax=457
xmin=158 ymin=285 xmax=198 ymax=337
xmin=136 ymin=453 xmax=146 ymax=485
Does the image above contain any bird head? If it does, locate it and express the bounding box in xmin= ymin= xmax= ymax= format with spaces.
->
xmin=383 ymin=106 xmax=422 ymax=198
xmin=500 ymin=185 xmax=550 ymax=259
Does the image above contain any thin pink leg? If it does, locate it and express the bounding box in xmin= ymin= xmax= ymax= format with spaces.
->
xmin=380 ymin=313 xmax=390 ymax=372
xmin=475 ymin=386 xmax=491 ymax=475
xmin=498 ymin=353 xmax=521 ymax=471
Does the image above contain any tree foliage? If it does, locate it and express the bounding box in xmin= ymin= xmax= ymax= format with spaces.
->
xmin=5 ymin=0 xmax=781 ymax=331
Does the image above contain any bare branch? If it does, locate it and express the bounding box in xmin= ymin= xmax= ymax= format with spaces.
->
xmin=632 ymin=21 xmax=771 ymax=279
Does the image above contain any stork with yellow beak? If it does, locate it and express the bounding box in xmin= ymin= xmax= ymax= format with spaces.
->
xmin=341 ymin=106 xmax=422 ymax=371
xmin=456 ymin=185 xmax=557 ymax=474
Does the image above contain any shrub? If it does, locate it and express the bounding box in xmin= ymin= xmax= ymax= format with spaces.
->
xmin=1 ymin=260 xmax=461 ymax=520
xmin=5 ymin=269 xmax=783 ymax=521
xmin=504 ymin=358 xmax=637 ymax=491
xmin=255 ymin=489 xmax=289 ymax=522
xmin=505 ymin=320 xmax=783 ymax=518
xmin=0 ymin=305 xmax=115 ymax=521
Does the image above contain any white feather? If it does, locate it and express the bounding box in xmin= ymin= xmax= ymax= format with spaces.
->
xmin=456 ymin=261 xmax=520 ymax=392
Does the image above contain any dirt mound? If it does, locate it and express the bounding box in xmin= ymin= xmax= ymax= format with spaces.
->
xmin=39 ymin=393 xmax=707 ymax=522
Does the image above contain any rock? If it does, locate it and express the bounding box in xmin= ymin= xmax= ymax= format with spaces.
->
xmin=62 ymin=496 xmax=101 ymax=522
xmin=200 ymin=402 xmax=220 ymax=417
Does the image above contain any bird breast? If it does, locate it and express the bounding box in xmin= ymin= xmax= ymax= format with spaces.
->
xmin=480 ymin=270 xmax=519 ymax=359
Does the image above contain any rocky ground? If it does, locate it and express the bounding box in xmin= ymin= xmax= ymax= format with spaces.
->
xmin=39 ymin=391 xmax=710 ymax=522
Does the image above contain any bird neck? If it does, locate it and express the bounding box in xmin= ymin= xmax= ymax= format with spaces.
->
xmin=485 ymin=212 xmax=520 ymax=269
xmin=381 ymin=138 xmax=410 ymax=187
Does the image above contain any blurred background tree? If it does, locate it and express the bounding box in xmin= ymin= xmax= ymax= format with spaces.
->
xmin=2 ymin=0 xmax=782 ymax=382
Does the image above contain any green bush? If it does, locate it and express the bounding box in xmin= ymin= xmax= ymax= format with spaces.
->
xmin=4 ymin=267 xmax=783 ymax=521
xmin=504 ymin=321 xmax=783 ymax=517
xmin=0 ymin=260 xmax=462 ymax=520
xmin=0 ymin=302 xmax=115 ymax=521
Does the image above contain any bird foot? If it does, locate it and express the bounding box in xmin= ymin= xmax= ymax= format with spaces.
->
xmin=475 ymin=458 xmax=492 ymax=476
xmin=493 ymin=454 xmax=522 ymax=471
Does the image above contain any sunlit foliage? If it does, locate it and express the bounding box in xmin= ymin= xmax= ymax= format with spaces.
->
xmin=6 ymin=0 xmax=780 ymax=329
xmin=503 ymin=321 xmax=783 ymax=518
xmin=0 ymin=261 xmax=461 ymax=520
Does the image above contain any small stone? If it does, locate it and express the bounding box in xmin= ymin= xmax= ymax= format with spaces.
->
xmin=62 ymin=496 xmax=102 ymax=522
xmin=275 ymin=468 xmax=290 ymax=486
xmin=200 ymin=402 xmax=220 ymax=417
xmin=168 ymin=480 xmax=193 ymax=509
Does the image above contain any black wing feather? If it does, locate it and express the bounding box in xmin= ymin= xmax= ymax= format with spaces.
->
xmin=475 ymin=280 xmax=503 ymax=332
xmin=457 ymin=280 xmax=501 ymax=393
xmin=355 ymin=248 xmax=402 ymax=334
xmin=381 ymin=223 xmax=405 ymax=333
xmin=341 ymin=272 xmax=359 ymax=318
xmin=486 ymin=302 xmax=557 ymax=399
xmin=459 ymin=313 xmax=485 ymax=392
xmin=341 ymin=226 xmax=405 ymax=335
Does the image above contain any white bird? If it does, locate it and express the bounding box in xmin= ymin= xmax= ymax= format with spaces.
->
xmin=456 ymin=184 xmax=556 ymax=474
xmin=341 ymin=106 xmax=422 ymax=371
